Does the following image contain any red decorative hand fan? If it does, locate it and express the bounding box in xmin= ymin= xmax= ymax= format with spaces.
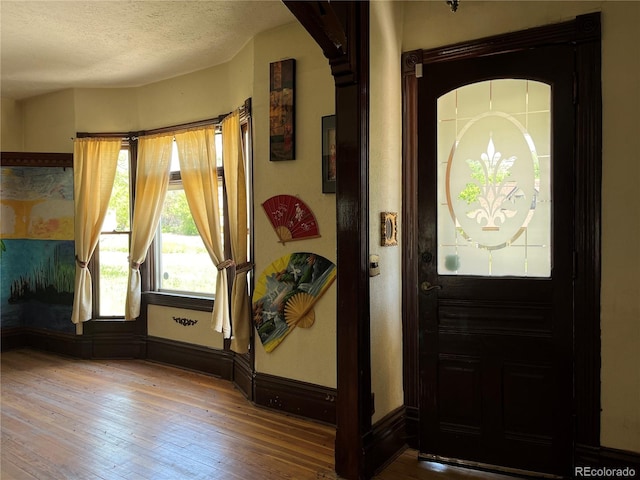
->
xmin=262 ymin=195 xmax=320 ymax=244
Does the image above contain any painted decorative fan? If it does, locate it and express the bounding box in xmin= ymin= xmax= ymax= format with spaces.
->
xmin=262 ymin=195 xmax=320 ymax=244
xmin=252 ymin=252 xmax=336 ymax=353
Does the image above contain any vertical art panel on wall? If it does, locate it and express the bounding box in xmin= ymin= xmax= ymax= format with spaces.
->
xmin=269 ymin=58 xmax=296 ymax=161
xmin=0 ymin=164 xmax=75 ymax=332
xmin=322 ymin=115 xmax=336 ymax=193
xmin=253 ymin=252 xmax=336 ymax=352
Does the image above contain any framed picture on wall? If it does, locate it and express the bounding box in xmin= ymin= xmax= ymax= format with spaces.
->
xmin=269 ymin=59 xmax=296 ymax=161
xmin=322 ymin=115 xmax=336 ymax=193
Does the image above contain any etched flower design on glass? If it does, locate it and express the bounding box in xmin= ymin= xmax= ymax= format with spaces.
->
xmin=462 ymin=136 xmax=520 ymax=231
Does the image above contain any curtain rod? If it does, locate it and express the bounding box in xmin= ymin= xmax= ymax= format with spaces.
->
xmin=76 ymin=115 xmax=224 ymax=140
xmin=137 ymin=114 xmax=228 ymax=137
xmin=75 ymin=98 xmax=251 ymax=140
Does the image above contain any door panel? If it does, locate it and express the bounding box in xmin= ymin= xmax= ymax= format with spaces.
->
xmin=418 ymin=46 xmax=574 ymax=476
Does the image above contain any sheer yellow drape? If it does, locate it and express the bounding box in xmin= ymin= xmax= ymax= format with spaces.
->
xmin=222 ymin=112 xmax=251 ymax=354
xmin=174 ymin=127 xmax=230 ymax=337
xmin=125 ymin=133 xmax=173 ymax=320
xmin=72 ymin=138 xmax=122 ymax=324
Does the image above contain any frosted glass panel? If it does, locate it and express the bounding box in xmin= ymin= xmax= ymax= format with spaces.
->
xmin=437 ymin=80 xmax=551 ymax=277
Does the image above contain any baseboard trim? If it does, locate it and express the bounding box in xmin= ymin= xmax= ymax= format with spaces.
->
xmin=404 ymin=405 xmax=420 ymax=449
xmin=1 ymin=328 xmax=89 ymax=358
xmin=576 ymin=443 xmax=640 ymax=474
xmin=364 ymin=406 xmax=407 ymax=478
xmin=254 ymin=372 xmax=336 ymax=425
xmin=600 ymin=446 xmax=640 ymax=470
xmin=233 ymin=353 xmax=253 ymax=400
xmin=90 ymin=335 xmax=146 ymax=359
xmin=146 ymin=336 xmax=234 ymax=380
xmin=1 ymin=327 xmax=27 ymax=351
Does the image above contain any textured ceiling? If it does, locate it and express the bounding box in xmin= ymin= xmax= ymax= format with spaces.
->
xmin=0 ymin=1 xmax=296 ymax=100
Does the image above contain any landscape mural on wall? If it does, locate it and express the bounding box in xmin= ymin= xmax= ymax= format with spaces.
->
xmin=0 ymin=166 xmax=75 ymax=332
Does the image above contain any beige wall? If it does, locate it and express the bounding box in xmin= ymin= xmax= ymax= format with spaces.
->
xmin=1 ymin=97 xmax=24 ymax=151
xmin=227 ymin=38 xmax=255 ymax=110
xmin=599 ymin=2 xmax=640 ymax=454
xmin=136 ymin=63 xmax=231 ymax=130
xmin=22 ymin=89 xmax=75 ymax=153
xmin=369 ymin=0 xmax=405 ymax=423
xmin=147 ymin=305 xmax=224 ymax=349
xmin=252 ymin=23 xmax=336 ymax=387
xmin=402 ymin=0 xmax=640 ymax=454
xmin=74 ymin=88 xmax=139 ymax=133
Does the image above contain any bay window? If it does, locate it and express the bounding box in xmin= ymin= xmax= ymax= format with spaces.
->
xmin=86 ymin=106 xmax=252 ymax=332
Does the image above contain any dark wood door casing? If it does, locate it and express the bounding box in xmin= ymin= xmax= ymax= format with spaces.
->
xmin=402 ymin=11 xmax=601 ymax=463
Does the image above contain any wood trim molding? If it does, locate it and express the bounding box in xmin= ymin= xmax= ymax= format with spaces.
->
xmin=401 ymin=71 xmax=420 ymax=417
xmin=404 ymin=406 xmax=420 ymax=449
xmin=1 ymin=328 xmax=89 ymax=358
xmin=0 ymin=151 xmax=73 ymax=167
xmin=363 ymin=406 xmax=407 ymax=478
xmin=334 ymin=3 xmax=371 ymax=479
xmin=146 ymin=336 xmax=234 ymax=380
xmin=144 ymin=292 xmax=214 ymax=312
xmin=573 ymin=35 xmax=603 ymax=449
xmin=233 ymin=353 xmax=254 ymax=400
xmin=0 ymin=327 xmax=27 ymax=351
xmin=285 ymin=2 xmax=372 ymax=478
xmin=283 ymin=1 xmax=356 ymax=85
xmin=576 ymin=444 xmax=640 ymax=473
xmin=254 ymin=372 xmax=337 ymax=425
xmin=598 ymin=447 xmax=640 ymax=471
xmin=402 ymin=50 xmax=423 ymax=77
xmin=284 ymin=0 xmax=371 ymax=480
xmin=401 ymin=10 xmax=602 ymax=464
xmin=409 ymin=12 xmax=601 ymax=68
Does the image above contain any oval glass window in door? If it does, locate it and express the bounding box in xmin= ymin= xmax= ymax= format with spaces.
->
xmin=437 ymin=79 xmax=551 ymax=277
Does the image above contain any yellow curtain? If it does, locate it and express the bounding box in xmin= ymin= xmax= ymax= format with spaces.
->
xmin=125 ymin=133 xmax=173 ymax=320
xmin=222 ymin=112 xmax=251 ymax=354
xmin=174 ymin=126 xmax=230 ymax=337
xmin=72 ymin=138 xmax=122 ymax=324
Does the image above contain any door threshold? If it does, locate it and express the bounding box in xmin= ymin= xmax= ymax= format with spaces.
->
xmin=418 ymin=453 xmax=565 ymax=479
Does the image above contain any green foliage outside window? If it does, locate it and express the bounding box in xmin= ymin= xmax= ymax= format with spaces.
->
xmin=162 ymin=190 xmax=199 ymax=236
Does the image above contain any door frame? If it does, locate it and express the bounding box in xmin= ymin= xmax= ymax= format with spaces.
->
xmin=401 ymin=12 xmax=602 ymax=465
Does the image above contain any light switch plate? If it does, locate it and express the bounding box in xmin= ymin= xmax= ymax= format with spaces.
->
xmin=369 ymin=254 xmax=380 ymax=277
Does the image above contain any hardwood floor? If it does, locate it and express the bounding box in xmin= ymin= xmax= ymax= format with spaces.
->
xmin=1 ymin=349 xmax=520 ymax=480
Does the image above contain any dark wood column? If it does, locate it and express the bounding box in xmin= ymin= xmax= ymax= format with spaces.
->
xmin=283 ymin=2 xmax=371 ymax=479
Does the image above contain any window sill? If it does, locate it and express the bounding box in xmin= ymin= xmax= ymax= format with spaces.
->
xmin=143 ymin=291 xmax=214 ymax=312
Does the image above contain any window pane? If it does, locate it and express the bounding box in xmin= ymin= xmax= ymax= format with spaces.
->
xmin=103 ymin=149 xmax=130 ymax=232
xmin=158 ymin=188 xmax=217 ymax=295
xmin=437 ymin=79 xmax=551 ymax=277
xmin=97 ymin=147 xmax=130 ymax=318
xmin=170 ymin=141 xmax=180 ymax=173
xmin=216 ymin=132 xmax=223 ymax=167
xmin=98 ymin=233 xmax=129 ymax=316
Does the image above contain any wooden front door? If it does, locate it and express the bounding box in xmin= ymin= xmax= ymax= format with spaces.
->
xmin=417 ymin=45 xmax=575 ymax=476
